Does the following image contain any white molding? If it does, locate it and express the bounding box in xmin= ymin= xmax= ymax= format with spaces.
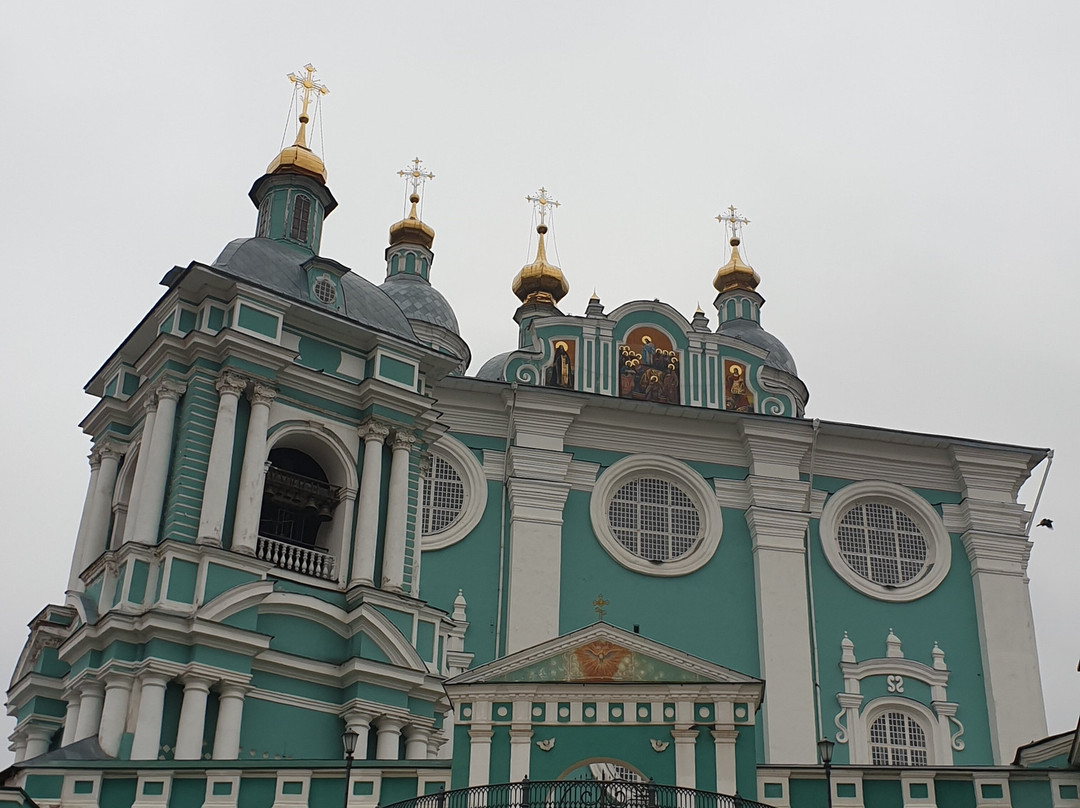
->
xmin=858 ymin=696 xmax=947 ymax=766
xmin=421 ymin=435 xmax=488 ymax=551
xmin=819 ymin=480 xmax=951 ymax=602
xmin=589 ymin=454 xmax=723 ymax=577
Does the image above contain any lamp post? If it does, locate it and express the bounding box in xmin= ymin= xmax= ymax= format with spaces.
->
xmin=342 ymin=728 xmax=359 ymax=808
xmin=817 ymin=737 xmax=835 ymax=808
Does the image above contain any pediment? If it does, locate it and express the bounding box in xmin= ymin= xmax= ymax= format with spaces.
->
xmin=447 ymin=622 xmax=759 ymax=686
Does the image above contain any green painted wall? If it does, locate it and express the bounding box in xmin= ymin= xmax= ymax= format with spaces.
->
xmin=162 ymin=373 xmax=218 ymax=544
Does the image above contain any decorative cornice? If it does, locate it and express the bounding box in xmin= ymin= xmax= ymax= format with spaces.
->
xmin=950 ymin=446 xmax=1035 ymax=503
xmin=738 ymin=420 xmax=813 ymax=480
xmin=961 ymin=531 xmax=1032 ymax=577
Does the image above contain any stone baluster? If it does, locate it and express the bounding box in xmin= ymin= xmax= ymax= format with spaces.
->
xmin=380 ymin=432 xmax=416 ymax=592
xmin=232 ymin=384 xmax=276 ymax=555
xmin=198 ymin=372 xmax=248 ymax=546
xmin=351 ymin=421 xmax=389 ymax=586
xmin=133 ymin=379 xmax=187 ymax=544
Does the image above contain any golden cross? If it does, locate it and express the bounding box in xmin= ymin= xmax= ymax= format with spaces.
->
xmin=398 ymin=157 xmax=435 ymax=195
xmin=287 ymin=64 xmax=329 ymax=149
xmin=526 ymin=187 xmax=560 ymax=227
xmin=593 ymin=594 xmax=610 ymax=620
xmin=716 ymin=204 xmax=750 ymax=241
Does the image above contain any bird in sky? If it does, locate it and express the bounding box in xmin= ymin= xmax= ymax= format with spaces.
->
xmin=1036 ymin=518 xmax=1054 ymax=529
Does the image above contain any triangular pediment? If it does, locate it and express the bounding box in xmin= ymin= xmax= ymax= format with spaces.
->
xmin=447 ymin=622 xmax=760 ymax=686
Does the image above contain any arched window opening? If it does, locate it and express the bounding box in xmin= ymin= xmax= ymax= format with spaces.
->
xmin=869 ymin=711 xmax=928 ymax=766
xmin=256 ymin=196 xmax=271 ymax=238
xmin=290 ymin=195 xmax=312 ymax=243
xmin=259 ymin=448 xmax=339 ymax=548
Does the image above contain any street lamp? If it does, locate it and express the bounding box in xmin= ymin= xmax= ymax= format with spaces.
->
xmin=817 ymin=737 xmax=835 ymax=808
xmin=342 ymin=729 xmax=360 ymax=808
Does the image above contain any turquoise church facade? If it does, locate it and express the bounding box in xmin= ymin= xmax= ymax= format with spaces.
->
xmin=3 ymin=73 xmax=1077 ymax=808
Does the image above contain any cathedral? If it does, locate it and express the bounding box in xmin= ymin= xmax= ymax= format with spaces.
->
xmin=3 ymin=67 xmax=1076 ymax=808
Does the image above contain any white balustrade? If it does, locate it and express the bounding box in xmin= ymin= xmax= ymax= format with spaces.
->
xmin=256 ymin=536 xmax=335 ymax=580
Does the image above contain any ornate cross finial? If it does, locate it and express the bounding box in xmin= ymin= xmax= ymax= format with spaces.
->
xmin=398 ymin=157 xmax=435 ymax=196
xmin=526 ymin=187 xmax=561 ymax=227
xmin=716 ymin=204 xmax=750 ymax=242
xmin=287 ymin=64 xmax=329 ymax=148
xmin=592 ymin=594 xmax=610 ymax=620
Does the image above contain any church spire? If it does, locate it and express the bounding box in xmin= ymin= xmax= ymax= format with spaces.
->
xmin=265 ymin=64 xmax=331 ymax=183
xmin=388 ymin=157 xmax=436 ymax=252
xmin=712 ymin=205 xmax=764 ymax=327
xmin=512 ymin=187 xmax=569 ymax=309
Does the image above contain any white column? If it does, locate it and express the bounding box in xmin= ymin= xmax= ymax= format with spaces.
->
xmin=67 ymin=452 xmax=102 ymax=593
xmin=467 ymin=727 xmax=494 ymax=787
xmin=231 ymin=384 xmax=276 ymax=555
xmin=343 ymin=709 xmax=375 ymax=761
xmin=712 ymin=729 xmax=739 ymax=796
xmin=61 ymin=697 xmax=81 ymax=747
xmin=212 ymin=684 xmax=247 ymax=760
xmin=380 ymin=432 xmax=415 ymax=592
xmin=375 ymin=716 xmax=406 ymax=760
xmin=73 ymin=682 xmax=105 ymax=742
xmin=133 ymin=379 xmax=187 ymax=545
xmin=351 ymin=422 xmax=389 ymax=586
xmin=403 ymin=725 xmax=431 ymax=760
xmin=131 ymin=672 xmax=170 ymax=760
xmin=174 ymin=676 xmax=212 ymax=760
xmin=508 ymin=727 xmax=533 ymax=780
xmin=123 ymin=397 xmax=158 ymax=544
xmin=671 ymin=728 xmax=698 ymax=789
xmin=198 ymin=372 xmax=248 ymax=546
xmin=22 ymin=726 xmax=53 ymax=761
xmin=11 ymin=734 xmax=27 ymax=763
xmin=84 ymin=443 xmax=123 ymax=562
xmin=98 ymin=673 xmax=134 ymax=757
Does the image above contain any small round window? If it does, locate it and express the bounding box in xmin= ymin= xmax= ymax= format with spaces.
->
xmin=421 ymin=455 xmax=465 ymax=536
xmin=313 ymin=275 xmax=337 ymax=305
xmin=836 ymin=502 xmax=928 ymax=586
xmin=608 ymin=477 xmax=701 ymax=561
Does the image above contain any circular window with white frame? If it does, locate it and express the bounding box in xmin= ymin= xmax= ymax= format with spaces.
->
xmin=819 ymin=480 xmax=951 ymax=602
xmin=419 ymin=435 xmax=487 ymax=551
xmin=589 ymin=454 xmax=722 ymax=576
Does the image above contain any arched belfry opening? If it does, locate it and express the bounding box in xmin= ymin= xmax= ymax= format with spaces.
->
xmin=259 ymin=447 xmax=339 ymax=549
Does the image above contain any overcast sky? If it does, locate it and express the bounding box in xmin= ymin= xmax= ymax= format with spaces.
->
xmin=3 ymin=1 xmax=1077 ymax=764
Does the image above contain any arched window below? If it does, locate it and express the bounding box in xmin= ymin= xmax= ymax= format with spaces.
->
xmin=259 ymin=448 xmax=338 ymax=549
xmin=290 ymin=195 xmax=312 ymax=242
xmin=869 ymin=711 xmax=928 ymax=766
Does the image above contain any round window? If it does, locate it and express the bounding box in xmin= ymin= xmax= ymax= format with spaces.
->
xmin=608 ymin=477 xmax=702 ymax=561
xmin=836 ymin=502 xmax=928 ymax=585
xmin=313 ymin=275 xmax=337 ymax=305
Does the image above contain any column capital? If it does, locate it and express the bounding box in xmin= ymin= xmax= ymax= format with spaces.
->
xmin=249 ymin=383 xmax=277 ymax=407
xmin=179 ymin=674 xmax=214 ymax=693
xmin=155 ymin=378 xmax=188 ymax=401
xmin=670 ymin=728 xmax=700 ymax=742
xmin=359 ymin=420 xmax=391 ymax=443
xmin=218 ymin=682 xmax=250 ymax=700
xmin=375 ymin=715 xmax=409 ymax=732
xmin=95 ymin=443 xmax=124 ymax=464
xmin=710 ymin=728 xmax=739 ymax=743
xmin=418 ymin=452 xmax=432 ymax=476
xmin=77 ymin=680 xmax=105 ymax=698
xmin=137 ymin=670 xmax=173 ymax=689
xmin=342 ymin=707 xmax=378 ymax=727
xmin=87 ymin=450 xmax=103 ymax=470
xmin=403 ymin=724 xmax=433 ymax=741
xmin=144 ymin=393 xmax=159 ymax=413
xmin=389 ymin=431 xmax=417 ymax=452
xmin=101 ymin=669 xmax=135 ymax=689
xmin=216 ymin=371 xmax=249 ymax=397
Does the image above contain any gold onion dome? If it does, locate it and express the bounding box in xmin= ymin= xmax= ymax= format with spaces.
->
xmin=267 ymin=65 xmax=329 ymax=182
xmin=713 ymin=236 xmax=761 ymax=295
xmin=389 ymin=193 xmax=435 ymax=249
xmin=512 ymin=223 xmax=569 ymax=306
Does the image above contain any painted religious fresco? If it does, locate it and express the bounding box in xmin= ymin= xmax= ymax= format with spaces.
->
xmin=618 ymin=327 xmax=680 ymax=405
xmin=724 ymin=360 xmax=754 ymax=413
xmin=487 ymin=640 xmax=711 ymax=684
xmin=545 ymin=339 xmax=575 ymax=389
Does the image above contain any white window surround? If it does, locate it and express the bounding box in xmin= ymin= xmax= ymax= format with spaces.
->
xmin=589 ymin=454 xmax=722 ymax=576
xmin=856 ymin=697 xmax=945 ymax=766
xmin=819 ymin=480 xmax=951 ymax=602
xmin=420 ymin=436 xmax=488 ymax=551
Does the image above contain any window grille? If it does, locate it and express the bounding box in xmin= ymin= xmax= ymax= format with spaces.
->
xmin=607 ymin=477 xmax=701 ymax=562
xmin=290 ymin=195 xmax=312 ymax=242
xmin=869 ymin=711 xmax=928 ymax=766
xmin=422 ymin=455 xmax=465 ymax=535
xmin=312 ymin=275 xmax=337 ymax=305
xmin=257 ymin=196 xmax=271 ymax=238
xmin=837 ymin=502 xmax=927 ymax=585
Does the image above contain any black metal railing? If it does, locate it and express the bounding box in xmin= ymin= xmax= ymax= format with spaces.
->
xmin=381 ymin=779 xmax=774 ymax=808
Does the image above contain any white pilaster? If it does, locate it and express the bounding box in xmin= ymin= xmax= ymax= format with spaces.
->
xmin=198 ymin=372 xmax=247 ymax=546
xmin=61 ymin=696 xmax=81 ymax=747
xmin=712 ymin=729 xmax=739 ymax=796
xmin=73 ymin=682 xmax=105 ymax=742
xmin=67 ymin=452 xmax=102 ymax=593
xmin=131 ymin=672 xmax=171 ymax=760
xmin=508 ymin=727 xmax=533 ymax=780
xmin=174 ymin=676 xmax=212 ymax=760
xmin=212 ymin=684 xmax=247 ymax=760
xmin=380 ymin=432 xmax=415 ymax=592
xmin=133 ymin=379 xmax=186 ymax=544
xmin=123 ymin=398 xmax=158 ymax=544
xmin=375 ymin=716 xmax=406 ymax=760
xmin=671 ymin=728 xmax=698 ymax=789
xmin=232 ymin=384 xmax=276 ymax=555
xmin=98 ymin=672 xmax=134 ymax=757
xmin=84 ymin=444 xmax=123 ymax=561
xmin=467 ymin=727 xmax=494 ymax=787
xmin=351 ymin=421 xmax=389 ymax=586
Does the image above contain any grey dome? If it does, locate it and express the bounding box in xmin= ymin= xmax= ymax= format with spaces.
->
xmin=212 ymin=238 xmax=417 ymax=341
xmin=380 ymin=273 xmax=460 ymax=334
xmin=475 ymin=351 xmax=512 ymax=381
xmin=718 ymin=318 xmax=799 ymax=376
